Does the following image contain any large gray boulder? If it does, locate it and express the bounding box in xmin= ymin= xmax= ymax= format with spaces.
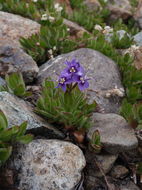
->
xmin=0 ymin=11 xmax=40 ymax=46
xmin=0 ymin=11 xmax=40 ymax=83
xmin=38 ymin=48 xmax=124 ymax=113
xmin=87 ymin=113 xmax=138 ymax=154
xmin=9 ymin=139 xmax=86 ymax=190
xmin=0 ymin=92 xmax=64 ymax=139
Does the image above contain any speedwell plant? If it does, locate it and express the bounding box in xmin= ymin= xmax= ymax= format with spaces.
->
xmin=36 ymin=59 xmax=96 ymax=136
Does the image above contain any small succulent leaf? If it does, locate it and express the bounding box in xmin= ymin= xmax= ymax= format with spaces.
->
xmin=0 ymin=146 xmax=12 ymax=164
xmin=0 ymin=110 xmax=8 ymax=130
xmin=16 ymin=134 xmax=33 ymax=144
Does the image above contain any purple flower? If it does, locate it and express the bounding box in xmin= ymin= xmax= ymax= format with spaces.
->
xmin=56 ymin=73 xmax=72 ymax=92
xmin=76 ymin=76 xmax=89 ymax=91
xmin=62 ymin=59 xmax=84 ymax=77
xmin=56 ymin=59 xmax=89 ymax=92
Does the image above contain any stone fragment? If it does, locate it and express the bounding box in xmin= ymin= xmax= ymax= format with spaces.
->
xmin=134 ymin=31 xmax=142 ymax=47
xmin=119 ymin=180 xmax=140 ymax=190
xmin=84 ymin=0 xmax=101 ymax=11
xmin=107 ymin=0 xmax=132 ymax=20
xmin=37 ymin=48 xmax=124 ymax=113
xmin=0 ymin=91 xmax=64 ymax=139
xmin=0 ymin=39 xmax=39 ymax=83
xmin=87 ymin=113 xmax=138 ymax=154
xmin=85 ymin=150 xmax=118 ymax=177
xmin=63 ymin=19 xmax=89 ymax=35
xmin=9 ymin=139 xmax=86 ymax=190
xmin=110 ymin=165 xmax=129 ymax=179
xmin=134 ymin=0 xmax=142 ymax=29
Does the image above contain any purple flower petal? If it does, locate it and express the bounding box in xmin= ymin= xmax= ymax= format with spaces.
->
xmin=78 ymin=80 xmax=89 ymax=91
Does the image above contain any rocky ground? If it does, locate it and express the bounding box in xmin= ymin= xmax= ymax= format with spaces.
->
xmin=0 ymin=0 xmax=142 ymax=190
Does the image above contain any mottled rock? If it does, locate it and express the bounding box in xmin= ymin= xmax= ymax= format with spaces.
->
xmin=134 ymin=31 xmax=142 ymax=46
xmin=110 ymin=165 xmax=129 ymax=179
xmin=0 ymin=39 xmax=39 ymax=83
xmin=63 ymin=19 xmax=88 ymax=35
xmin=0 ymin=92 xmax=64 ymax=139
xmin=87 ymin=113 xmax=138 ymax=154
xmin=85 ymin=150 xmax=118 ymax=177
xmin=0 ymin=77 xmax=6 ymax=86
xmin=38 ymin=48 xmax=124 ymax=113
xmin=0 ymin=11 xmax=40 ymax=46
xmin=119 ymin=180 xmax=140 ymax=190
xmin=134 ymin=0 xmax=142 ymax=29
xmin=107 ymin=0 xmax=132 ymax=20
xmin=84 ymin=0 xmax=101 ymax=11
xmin=84 ymin=176 xmax=106 ymax=190
xmin=9 ymin=139 xmax=86 ymax=190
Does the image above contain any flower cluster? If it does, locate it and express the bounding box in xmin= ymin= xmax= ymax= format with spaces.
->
xmin=54 ymin=3 xmax=63 ymax=12
xmin=57 ymin=59 xmax=89 ymax=92
xmin=41 ymin=14 xmax=55 ymax=22
xmin=94 ymin=25 xmax=113 ymax=34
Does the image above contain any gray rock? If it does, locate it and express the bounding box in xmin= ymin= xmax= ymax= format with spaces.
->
xmin=134 ymin=31 xmax=142 ymax=46
xmin=87 ymin=113 xmax=138 ymax=154
xmin=119 ymin=180 xmax=140 ymax=190
xmin=107 ymin=0 xmax=132 ymax=20
xmin=9 ymin=139 xmax=86 ymax=190
xmin=110 ymin=165 xmax=129 ymax=179
xmin=85 ymin=150 xmax=118 ymax=177
xmin=38 ymin=48 xmax=124 ymax=113
xmin=0 ymin=91 xmax=64 ymax=139
xmin=0 ymin=39 xmax=39 ymax=83
xmin=63 ymin=18 xmax=88 ymax=35
xmin=0 ymin=76 xmax=6 ymax=86
xmin=134 ymin=0 xmax=142 ymax=29
xmin=84 ymin=0 xmax=101 ymax=11
xmin=0 ymin=11 xmax=40 ymax=46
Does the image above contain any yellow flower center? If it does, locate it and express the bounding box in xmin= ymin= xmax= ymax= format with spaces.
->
xmin=59 ymin=78 xmax=65 ymax=84
xmin=80 ymin=77 xmax=85 ymax=83
xmin=70 ymin=67 xmax=76 ymax=73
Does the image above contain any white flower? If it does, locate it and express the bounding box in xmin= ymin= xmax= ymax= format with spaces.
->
xmin=41 ymin=14 xmax=48 ymax=21
xmin=94 ymin=24 xmax=103 ymax=31
xmin=49 ymin=16 xmax=55 ymax=22
xmin=36 ymin=42 xmax=40 ymax=46
xmin=54 ymin=3 xmax=63 ymax=12
xmin=103 ymin=26 xmax=113 ymax=34
xmin=67 ymin=28 xmax=70 ymax=32
xmin=32 ymin=0 xmax=38 ymax=2
xmin=53 ymin=46 xmax=56 ymax=50
xmin=48 ymin=49 xmax=53 ymax=55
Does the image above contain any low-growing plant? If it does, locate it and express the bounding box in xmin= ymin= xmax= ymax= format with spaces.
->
xmin=0 ymin=110 xmax=33 ymax=166
xmin=89 ymin=130 xmax=102 ymax=153
xmin=120 ymin=100 xmax=142 ymax=129
xmin=0 ymin=72 xmax=31 ymax=97
xmin=36 ymin=59 xmax=96 ymax=133
xmin=69 ymin=0 xmax=110 ymax=32
xmin=111 ymin=32 xmax=133 ymax=49
xmin=20 ymin=24 xmax=76 ymax=65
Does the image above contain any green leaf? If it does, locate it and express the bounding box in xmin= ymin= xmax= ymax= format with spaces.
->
xmin=16 ymin=134 xmax=33 ymax=144
xmin=0 ymin=110 xmax=8 ymax=131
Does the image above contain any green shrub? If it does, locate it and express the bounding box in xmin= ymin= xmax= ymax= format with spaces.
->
xmin=0 ymin=110 xmax=33 ymax=166
xmin=35 ymin=80 xmax=96 ymax=131
xmin=0 ymin=72 xmax=31 ymax=97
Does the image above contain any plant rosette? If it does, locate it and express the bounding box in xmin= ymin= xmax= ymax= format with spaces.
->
xmin=36 ymin=59 xmax=96 ymax=143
